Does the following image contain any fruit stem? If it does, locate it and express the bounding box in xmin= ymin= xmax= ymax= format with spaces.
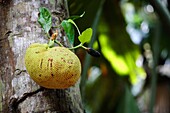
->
xmin=68 ymin=43 xmax=87 ymax=50
xmin=68 ymin=19 xmax=81 ymax=36
xmin=75 ymin=24 xmax=81 ymax=36
xmin=54 ymin=40 xmax=64 ymax=47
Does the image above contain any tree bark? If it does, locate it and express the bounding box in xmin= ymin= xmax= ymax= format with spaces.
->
xmin=0 ymin=0 xmax=83 ymax=113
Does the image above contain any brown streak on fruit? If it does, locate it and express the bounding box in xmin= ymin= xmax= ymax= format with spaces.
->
xmin=40 ymin=59 xmax=43 ymax=69
xmin=50 ymin=59 xmax=53 ymax=68
xmin=47 ymin=60 xmax=49 ymax=70
xmin=50 ymin=62 xmax=52 ymax=69
xmin=39 ymin=74 xmax=41 ymax=77
xmin=48 ymin=58 xmax=53 ymax=70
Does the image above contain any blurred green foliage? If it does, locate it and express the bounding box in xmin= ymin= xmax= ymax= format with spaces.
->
xmin=68 ymin=0 xmax=170 ymax=113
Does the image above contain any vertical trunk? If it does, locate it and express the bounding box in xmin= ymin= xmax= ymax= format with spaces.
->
xmin=0 ymin=0 xmax=83 ymax=113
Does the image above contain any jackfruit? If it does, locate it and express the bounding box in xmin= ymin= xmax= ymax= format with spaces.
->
xmin=25 ymin=43 xmax=81 ymax=89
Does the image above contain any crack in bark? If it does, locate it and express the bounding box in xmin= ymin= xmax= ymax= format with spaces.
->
xmin=14 ymin=69 xmax=27 ymax=76
xmin=9 ymin=87 xmax=44 ymax=113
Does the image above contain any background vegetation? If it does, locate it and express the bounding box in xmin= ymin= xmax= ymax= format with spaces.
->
xmin=68 ymin=0 xmax=170 ymax=113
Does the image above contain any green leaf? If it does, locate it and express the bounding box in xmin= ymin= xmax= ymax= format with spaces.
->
xmin=78 ymin=28 xmax=93 ymax=44
xmin=38 ymin=7 xmax=52 ymax=33
xmin=61 ymin=20 xmax=75 ymax=45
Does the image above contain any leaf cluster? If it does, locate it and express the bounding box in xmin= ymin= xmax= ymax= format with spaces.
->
xmin=38 ymin=7 xmax=100 ymax=57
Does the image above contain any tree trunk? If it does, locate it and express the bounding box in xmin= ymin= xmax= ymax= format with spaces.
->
xmin=0 ymin=0 xmax=83 ymax=113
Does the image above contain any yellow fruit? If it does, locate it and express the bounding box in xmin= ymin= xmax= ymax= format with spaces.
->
xmin=24 ymin=43 xmax=81 ymax=89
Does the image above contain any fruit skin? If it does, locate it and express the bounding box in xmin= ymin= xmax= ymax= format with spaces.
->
xmin=25 ymin=43 xmax=81 ymax=89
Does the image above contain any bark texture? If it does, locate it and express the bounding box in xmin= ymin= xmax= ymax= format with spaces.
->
xmin=0 ymin=0 xmax=83 ymax=113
